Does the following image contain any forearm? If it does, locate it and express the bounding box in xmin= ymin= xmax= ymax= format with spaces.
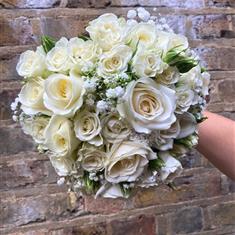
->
xmin=197 ymin=111 xmax=235 ymax=181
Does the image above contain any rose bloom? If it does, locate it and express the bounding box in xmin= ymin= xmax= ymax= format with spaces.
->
xmin=44 ymin=115 xmax=79 ymax=157
xmin=156 ymin=31 xmax=189 ymax=55
xmin=175 ymin=86 xmax=195 ymax=114
xmin=101 ymin=113 xmax=130 ymax=143
xmin=49 ymin=153 xmax=76 ymax=176
xmin=158 ymin=151 xmax=182 ymax=182
xmin=78 ymin=144 xmax=106 ymax=173
xmin=117 ymin=77 xmax=176 ymax=134
xmin=156 ymin=66 xmax=180 ymax=85
xmin=74 ymin=110 xmax=103 ymax=146
xmin=86 ymin=13 xmax=127 ymax=51
xmin=126 ymin=23 xmax=157 ymax=49
xmin=176 ymin=112 xmax=197 ymax=139
xmin=19 ymin=77 xmax=50 ymax=115
xmin=132 ymin=48 xmax=168 ymax=78
xmin=97 ymin=44 xmax=132 ymax=78
xmin=46 ymin=37 xmax=72 ymax=72
xmin=68 ymin=37 xmax=101 ymax=66
xmin=20 ymin=115 xmax=49 ymax=146
xmin=105 ymin=141 xmax=156 ymax=183
xmin=43 ymin=73 xmax=85 ymax=117
xmin=16 ymin=46 xmax=46 ymax=78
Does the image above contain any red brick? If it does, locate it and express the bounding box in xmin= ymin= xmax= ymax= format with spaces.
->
xmin=110 ymin=214 xmax=156 ymax=235
xmin=0 ymin=0 xmax=60 ymax=8
xmin=0 ymin=16 xmax=35 ymax=46
xmin=84 ymin=195 xmax=127 ymax=214
xmin=0 ymin=155 xmax=57 ymax=190
xmin=208 ymin=201 xmax=235 ymax=227
xmin=0 ymin=125 xmax=34 ymax=155
xmin=0 ymin=192 xmax=84 ymax=228
xmin=187 ymin=15 xmax=232 ymax=39
xmin=133 ymin=168 xmax=223 ymax=208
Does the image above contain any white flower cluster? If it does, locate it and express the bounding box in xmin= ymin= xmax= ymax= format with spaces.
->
xmin=12 ymin=8 xmax=210 ymax=199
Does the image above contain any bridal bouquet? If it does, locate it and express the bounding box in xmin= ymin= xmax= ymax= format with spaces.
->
xmin=11 ymin=8 xmax=210 ymax=198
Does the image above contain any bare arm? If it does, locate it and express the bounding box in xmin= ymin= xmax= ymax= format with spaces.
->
xmin=197 ymin=111 xmax=235 ymax=181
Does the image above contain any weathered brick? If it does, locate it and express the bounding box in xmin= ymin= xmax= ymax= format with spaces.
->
xmin=84 ymin=195 xmax=127 ymax=214
xmin=49 ymin=222 xmax=108 ymax=235
xmin=0 ymin=192 xmax=84 ymax=228
xmin=195 ymin=46 xmax=235 ymax=70
xmin=0 ymin=87 xmax=20 ymax=120
xmin=66 ymin=0 xmax=111 ymax=8
xmin=180 ymin=149 xmax=203 ymax=169
xmin=0 ymin=0 xmax=61 ymax=9
xmin=187 ymin=15 xmax=232 ymax=39
xmin=208 ymin=201 xmax=235 ymax=227
xmin=33 ymin=16 xmax=89 ymax=40
xmin=133 ymin=168 xmax=223 ymax=208
xmin=0 ymin=156 xmax=57 ymax=190
xmin=0 ymin=45 xmax=33 ymax=81
xmin=111 ymin=0 xmax=204 ymax=8
xmin=205 ymin=0 xmax=235 ymax=7
xmin=110 ymin=214 xmax=156 ymax=235
xmin=0 ymin=16 xmax=35 ymax=46
xmin=0 ymin=125 xmax=34 ymax=155
xmin=171 ymin=207 xmax=203 ymax=233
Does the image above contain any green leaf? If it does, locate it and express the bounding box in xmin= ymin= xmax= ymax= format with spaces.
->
xmin=201 ymin=67 xmax=206 ymax=73
xmin=41 ymin=35 xmax=56 ymax=53
xmin=78 ymin=35 xmax=90 ymax=41
xmin=164 ymin=45 xmax=198 ymax=73
xmin=82 ymin=171 xmax=100 ymax=194
xmin=119 ymin=183 xmax=132 ymax=197
xmin=148 ymin=157 xmax=165 ymax=171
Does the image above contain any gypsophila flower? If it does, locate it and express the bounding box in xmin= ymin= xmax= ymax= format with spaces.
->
xmin=96 ymin=100 xmax=109 ymax=112
xmin=137 ymin=8 xmax=151 ymax=22
xmin=57 ymin=177 xmax=65 ymax=186
xmin=84 ymin=79 xmax=97 ymax=92
xmin=11 ymin=97 xmax=20 ymax=111
xmin=127 ymin=9 xmax=137 ymax=19
xmin=12 ymin=115 xmax=18 ymax=122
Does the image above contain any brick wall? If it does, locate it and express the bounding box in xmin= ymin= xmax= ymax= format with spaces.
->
xmin=0 ymin=1 xmax=235 ymax=234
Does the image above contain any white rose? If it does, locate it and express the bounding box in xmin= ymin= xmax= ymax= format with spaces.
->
xmin=176 ymin=86 xmax=195 ymax=114
xmin=78 ymin=144 xmax=106 ymax=172
xmin=132 ymin=48 xmax=168 ymax=78
xmin=101 ymin=113 xmax=131 ymax=143
xmin=152 ymin=121 xmax=181 ymax=151
xmin=156 ymin=66 xmax=180 ymax=85
xmin=177 ymin=112 xmax=197 ymax=139
xmin=20 ymin=115 xmax=49 ymax=146
xmin=49 ymin=153 xmax=75 ymax=176
xmin=95 ymin=183 xmax=124 ymax=199
xmin=86 ymin=13 xmax=127 ymax=51
xmin=43 ymin=73 xmax=85 ymax=117
xmin=105 ymin=141 xmax=156 ymax=183
xmin=156 ymin=31 xmax=189 ymax=55
xmin=16 ymin=46 xmax=46 ymax=78
xmin=68 ymin=37 xmax=101 ymax=66
xmin=74 ymin=110 xmax=103 ymax=146
xmin=46 ymin=37 xmax=72 ymax=72
xmin=44 ymin=115 xmax=79 ymax=157
xmin=117 ymin=77 xmax=176 ymax=134
xmin=126 ymin=23 xmax=157 ymax=49
xmin=19 ymin=77 xmax=50 ymax=115
xmin=179 ymin=66 xmax=202 ymax=91
xmin=159 ymin=151 xmax=182 ymax=181
xmin=97 ymin=45 xmax=132 ymax=78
